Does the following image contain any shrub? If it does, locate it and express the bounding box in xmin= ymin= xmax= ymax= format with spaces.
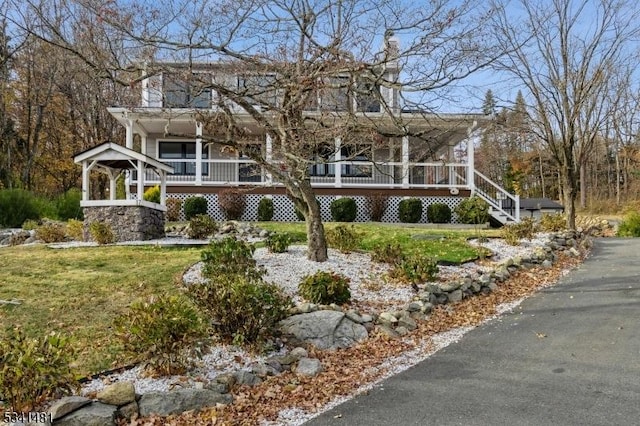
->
xmin=114 ymin=296 xmax=209 ymax=376
xmin=617 ymin=211 xmax=640 ymax=237
xmin=55 ymin=188 xmax=83 ymax=220
xmin=330 ymin=198 xmax=357 ymax=222
xmin=66 ymin=219 xmax=85 ymax=241
xmin=540 ymin=213 xmax=567 ymax=232
xmin=427 ymin=203 xmax=452 ymax=224
xmin=89 ymin=221 xmax=115 ymax=244
xmin=257 ymin=198 xmax=274 ymax=221
xmin=21 ymin=219 xmax=39 ymax=231
xmin=365 ymin=193 xmax=388 ymax=221
xmin=501 ymin=217 xmax=538 ymax=246
xmin=143 ymin=185 xmax=161 ymax=204
xmin=454 ymin=196 xmax=489 ymax=224
xmin=0 ymin=189 xmax=40 ymax=228
xmin=32 ymin=196 xmax=58 ymax=220
xmin=265 ymin=232 xmax=291 ymax=253
xmin=371 ymin=243 xmax=404 ymax=265
xmin=217 ymin=189 xmax=246 ymax=220
xmin=187 ymin=275 xmax=292 ymax=346
xmin=184 ymin=196 xmax=208 ymax=220
xmin=187 ymin=214 xmax=218 ymax=239
xmin=200 ymin=237 xmax=264 ymax=279
xmin=326 ymin=224 xmax=362 ymax=253
xmin=166 ymin=198 xmax=183 ymax=222
xmin=0 ymin=328 xmax=78 ymax=412
xmin=298 ymin=271 xmax=351 ymax=305
xmin=398 ymin=198 xmax=423 ymax=223
xmin=389 ymin=253 xmax=439 ymax=284
xmin=35 ymin=221 xmax=67 ymax=243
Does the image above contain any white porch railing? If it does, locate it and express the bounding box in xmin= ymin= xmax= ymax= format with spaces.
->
xmin=135 ymin=159 xmax=470 ymax=189
xmin=473 ymin=170 xmax=520 ymax=223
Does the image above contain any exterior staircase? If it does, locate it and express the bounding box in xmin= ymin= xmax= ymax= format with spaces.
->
xmin=472 ymin=170 xmax=520 ymax=226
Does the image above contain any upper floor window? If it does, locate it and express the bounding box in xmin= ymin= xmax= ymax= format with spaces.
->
xmin=237 ymin=74 xmax=278 ymax=108
xmin=164 ymin=73 xmax=211 ymax=108
xmin=320 ymin=76 xmax=350 ymax=112
xmin=355 ymin=80 xmax=381 ymax=113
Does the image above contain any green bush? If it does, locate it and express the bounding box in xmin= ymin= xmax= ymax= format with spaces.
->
xmin=166 ymin=198 xmax=183 ymax=222
xmin=265 ymin=232 xmax=291 ymax=253
xmin=371 ymin=243 xmax=404 ymax=265
xmin=617 ymin=211 xmax=640 ymax=237
xmin=143 ymin=185 xmax=161 ymax=204
xmin=365 ymin=193 xmax=388 ymax=221
xmin=89 ymin=222 xmax=115 ymax=244
xmin=326 ymin=224 xmax=362 ymax=253
xmin=21 ymin=219 xmax=39 ymax=231
xmin=0 ymin=189 xmax=40 ymax=228
xmin=187 ymin=275 xmax=292 ymax=346
xmin=427 ymin=203 xmax=452 ymax=224
xmin=55 ymin=188 xmax=83 ymax=220
xmin=0 ymin=328 xmax=78 ymax=412
xmin=454 ymin=196 xmax=489 ymax=224
xmin=330 ymin=198 xmax=357 ymax=222
xmin=201 ymin=237 xmax=264 ymax=279
xmin=389 ymin=253 xmax=439 ymax=284
xmin=398 ymin=198 xmax=423 ymax=223
xmin=66 ymin=219 xmax=85 ymax=241
xmin=257 ymin=198 xmax=274 ymax=221
xmin=114 ymin=296 xmax=209 ymax=376
xmin=298 ymin=271 xmax=351 ymax=305
xmin=217 ymin=189 xmax=246 ymax=220
xmin=187 ymin=214 xmax=218 ymax=239
xmin=184 ymin=196 xmax=208 ymax=220
xmin=35 ymin=221 xmax=67 ymax=243
xmin=540 ymin=213 xmax=567 ymax=232
xmin=501 ymin=217 xmax=538 ymax=246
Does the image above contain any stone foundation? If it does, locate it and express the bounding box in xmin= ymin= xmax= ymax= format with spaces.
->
xmin=83 ymin=205 xmax=165 ymax=242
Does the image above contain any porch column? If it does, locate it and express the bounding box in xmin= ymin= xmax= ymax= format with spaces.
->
xmin=160 ymin=171 xmax=167 ymax=205
xmin=334 ymin=137 xmax=342 ymax=188
xmin=137 ymin=160 xmax=144 ymax=201
xmin=82 ymin=162 xmax=90 ymax=201
xmin=125 ymin=119 xmax=134 ymax=200
xmin=125 ymin=119 xmax=134 ymax=149
xmin=195 ymin=122 xmax=203 ymax=186
xmin=265 ymin=134 xmax=273 ymax=185
xmin=108 ymin=170 xmax=117 ymax=201
xmin=467 ymin=121 xmax=476 ymax=191
xmin=141 ymin=135 xmax=147 ymax=155
xmin=402 ymin=136 xmax=409 ymax=188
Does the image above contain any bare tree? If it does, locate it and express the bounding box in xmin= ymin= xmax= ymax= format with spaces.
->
xmin=15 ymin=0 xmax=501 ymax=260
xmin=490 ymin=0 xmax=640 ymax=228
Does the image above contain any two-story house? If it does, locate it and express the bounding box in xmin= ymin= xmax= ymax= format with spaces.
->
xmin=77 ymin=40 xmax=520 ymax=226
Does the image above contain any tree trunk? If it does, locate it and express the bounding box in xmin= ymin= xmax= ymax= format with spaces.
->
xmin=560 ymin=166 xmax=578 ymax=230
xmin=579 ymin=163 xmax=586 ymax=209
xmin=287 ymin=179 xmax=328 ymax=262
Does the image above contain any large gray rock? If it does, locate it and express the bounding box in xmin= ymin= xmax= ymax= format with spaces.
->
xmin=279 ymin=310 xmax=368 ymax=350
xmin=295 ymin=357 xmax=324 ymax=377
xmin=96 ymin=381 xmax=135 ymax=406
xmin=49 ymin=396 xmax=92 ymax=420
xmin=54 ymin=402 xmax=117 ymax=426
xmin=138 ymin=389 xmax=233 ymax=417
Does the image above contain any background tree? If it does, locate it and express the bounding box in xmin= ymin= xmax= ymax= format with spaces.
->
xmin=491 ymin=0 xmax=640 ymax=229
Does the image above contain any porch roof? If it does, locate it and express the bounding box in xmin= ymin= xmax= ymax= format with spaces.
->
xmin=107 ymin=107 xmax=490 ymax=151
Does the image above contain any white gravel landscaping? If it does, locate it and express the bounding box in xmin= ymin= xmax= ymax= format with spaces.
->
xmin=82 ymin=233 xmax=553 ymax=407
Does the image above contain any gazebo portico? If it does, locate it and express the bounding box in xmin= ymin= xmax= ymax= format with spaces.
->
xmin=73 ymin=142 xmax=174 ymax=241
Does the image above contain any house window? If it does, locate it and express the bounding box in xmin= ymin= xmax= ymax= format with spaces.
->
xmin=164 ymin=73 xmax=211 ymax=108
xmin=355 ymin=80 xmax=381 ymax=113
xmin=320 ymin=76 xmax=350 ymax=111
xmin=237 ymin=74 xmax=278 ymax=108
xmin=308 ymin=145 xmax=372 ymax=177
xmin=158 ymin=142 xmax=208 ymax=175
xmin=238 ymin=150 xmax=262 ymax=182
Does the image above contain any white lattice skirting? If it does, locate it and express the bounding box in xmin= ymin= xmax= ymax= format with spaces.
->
xmin=166 ymin=193 xmax=465 ymax=224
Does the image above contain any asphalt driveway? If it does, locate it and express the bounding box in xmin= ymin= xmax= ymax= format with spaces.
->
xmin=305 ymin=238 xmax=640 ymax=426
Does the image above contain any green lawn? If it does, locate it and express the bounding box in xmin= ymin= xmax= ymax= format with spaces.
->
xmin=0 ymin=222 xmax=493 ymax=377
